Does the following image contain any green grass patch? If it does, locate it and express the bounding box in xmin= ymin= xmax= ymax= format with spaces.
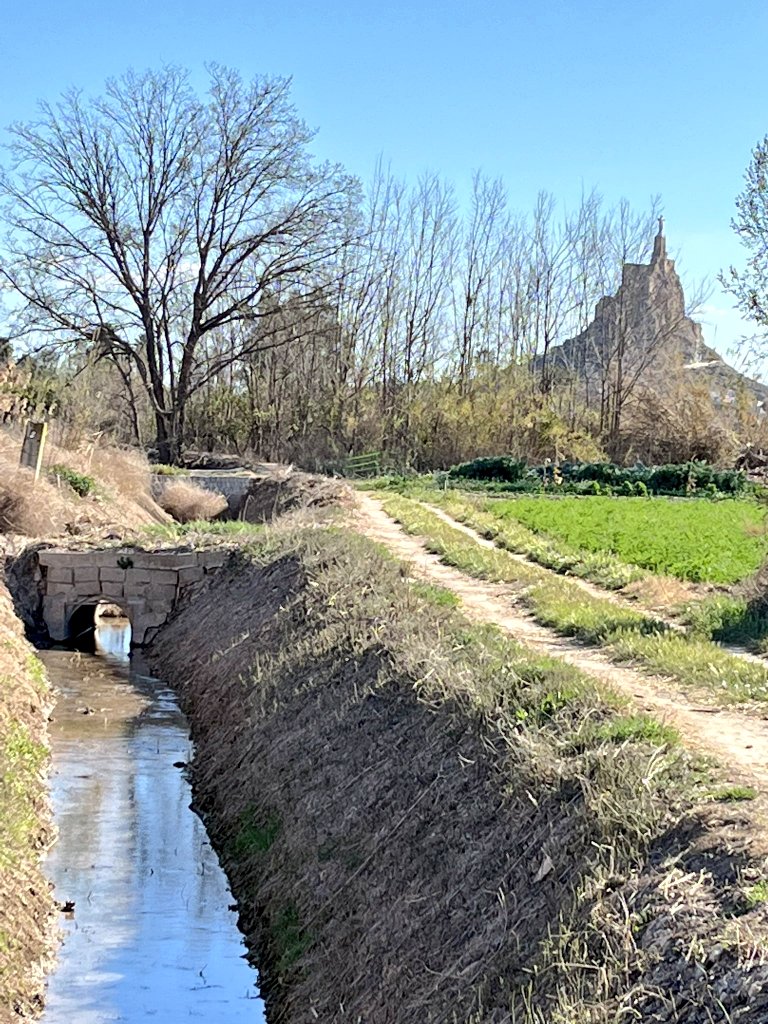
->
xmin=744 ymin=880 xmax=768 ymax=908
xmin=488 ymin=495 xmax=767 ymax=584
xmin=409 ymin=581 xmax=461 ymax=608
xmin=382 ymin=495 xmax=768 ymax=702
xmin=590 ymin=714 xmax=680 ymax=747
xmin=233 ymin=808 xmax=281 ymax=855
xmin=49 ymin=463 xmax=97 ymax=497
xmin=142 ymin=519 xmax=265 ymax=543
xmin=272 ymin=904 xmax=311 ymax=974
xmin=708 ymin=785 xmax=758 ymax=802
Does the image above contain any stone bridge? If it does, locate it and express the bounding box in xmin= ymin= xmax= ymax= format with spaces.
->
xmin=37 ymin=546 xmax=227 ymax=646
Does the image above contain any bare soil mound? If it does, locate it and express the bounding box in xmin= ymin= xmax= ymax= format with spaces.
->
xmin=150 ymin=529 xmax=768 ymax=1024
xmin=240 ymin=467 xmax=352 ymax=523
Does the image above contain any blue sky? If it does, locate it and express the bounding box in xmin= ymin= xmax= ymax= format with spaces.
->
xmin=1 ymin=0 xmax=767 ymax=366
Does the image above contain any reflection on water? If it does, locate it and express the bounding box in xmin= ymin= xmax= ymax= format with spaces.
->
xmin=39 ymin=623 xmax=265 ymax=1023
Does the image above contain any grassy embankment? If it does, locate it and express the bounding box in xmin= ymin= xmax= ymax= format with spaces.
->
xmin=380 ymin=494 xmax=768 ymax=702
xmin=150 ymin=523 xmax=768 ymax=1023
xmin=0 ymin=582 xmax=55 ymax=1020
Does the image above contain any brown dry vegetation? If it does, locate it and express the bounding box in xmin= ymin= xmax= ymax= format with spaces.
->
xmin=0 ymin=427 xmax=167 ymax=538
xmin=151 ymin=527 xmax=768 ymax=1024
xmin=240 ymin=467 xmax=352 ymax=523
xmin=157 ymin=479 xmax=228 ymax=523
xmin=0 ymin=581 xmax=55 ymax=1022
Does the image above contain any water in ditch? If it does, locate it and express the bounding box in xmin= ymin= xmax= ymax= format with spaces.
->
xmin=38 ymin=620 xmax=266 ymax=1023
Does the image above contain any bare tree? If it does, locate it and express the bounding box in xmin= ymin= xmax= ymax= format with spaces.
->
xmin=454 ymin=172 xmax=506 ymax=391
xmin=0 ymin=65 xmax=358 ymax=461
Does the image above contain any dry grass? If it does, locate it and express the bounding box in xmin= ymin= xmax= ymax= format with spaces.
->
xmin=0 ymin=425 xmax=168 ymax=536
xmin=158 ymin=479 xmax=228 ymax=523
xmin=0 ymin=460 xmax=72 ymax=537
xmin=0 ymin=582 xmax=55 ymax=1017
xmin=150 ymin=526 xmax=768 ymax=1024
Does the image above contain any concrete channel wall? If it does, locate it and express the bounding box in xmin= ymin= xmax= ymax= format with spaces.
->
xmin=151 ymin=472 xmax=256 ymax=517
xmin=38 ymin=547 xmax=227 ymax=645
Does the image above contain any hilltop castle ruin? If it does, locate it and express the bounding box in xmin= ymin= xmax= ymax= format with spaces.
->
xmin=547 ymin=219 xmax=767 ymax=410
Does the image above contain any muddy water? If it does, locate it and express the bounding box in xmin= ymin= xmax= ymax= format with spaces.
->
xmin=39 ymin=622 xmax=265 ymax=1023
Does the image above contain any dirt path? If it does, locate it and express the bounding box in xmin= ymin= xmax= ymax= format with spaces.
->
xmin=425 ymin=500 xmax=768 ymax=667
xmin=352 ymin=492 xmax=768 ymax=791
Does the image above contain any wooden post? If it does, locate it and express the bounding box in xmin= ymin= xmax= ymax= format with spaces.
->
xmin=19 ymin=420 xmax=48 ymax=482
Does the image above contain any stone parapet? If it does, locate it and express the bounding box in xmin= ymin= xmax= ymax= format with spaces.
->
xmin=38 ymin=546 xmax=229 ymax=646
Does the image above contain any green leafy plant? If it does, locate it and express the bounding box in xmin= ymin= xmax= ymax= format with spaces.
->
xmin=49 ymin=463 xmax=96 ymax=497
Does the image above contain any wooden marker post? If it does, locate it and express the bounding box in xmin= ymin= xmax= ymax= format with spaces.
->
xmin=19 ymin=421 xmax=48 ymax=482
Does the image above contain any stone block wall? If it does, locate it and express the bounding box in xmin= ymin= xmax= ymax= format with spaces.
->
xmin=37 ymin=547 xmax=228 ymax=646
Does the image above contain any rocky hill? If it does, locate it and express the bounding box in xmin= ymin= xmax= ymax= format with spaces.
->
xmin=545 ymin=220 xmax=768 ymax=409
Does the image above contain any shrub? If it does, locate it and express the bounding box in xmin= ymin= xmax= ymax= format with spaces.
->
xmin=49 ymin=463 xmax=96 ymax=497
xmin=443 ymin=457 xmax=748 ymax=499
xmin=448 ymin=456 xmax=528 ymax=484
xmin=158 ymin=480 xmax=228 ymax=523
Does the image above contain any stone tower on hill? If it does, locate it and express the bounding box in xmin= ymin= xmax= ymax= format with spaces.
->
xmin=545 ymin=219 xmax=768 ymax=415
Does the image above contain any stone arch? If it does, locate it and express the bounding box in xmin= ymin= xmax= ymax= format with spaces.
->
xmin=67 ymin=596 xmax=132 ymax=652
xmin=36 ymin=547 xmax=227 ymax=648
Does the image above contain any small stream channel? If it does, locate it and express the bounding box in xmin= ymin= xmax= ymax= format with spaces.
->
xmin=38 ymin=620 xmax=266 ymax=1023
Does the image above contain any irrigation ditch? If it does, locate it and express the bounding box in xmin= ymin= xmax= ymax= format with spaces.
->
xmin=4 ymin=496 xmax=768 ymax=1021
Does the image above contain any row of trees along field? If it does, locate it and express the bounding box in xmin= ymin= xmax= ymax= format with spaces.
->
xmin=0 ymin=65 xmax=766 ymax=468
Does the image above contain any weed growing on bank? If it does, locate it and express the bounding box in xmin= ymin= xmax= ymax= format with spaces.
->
xmin=141 ymin=519 xmax=266 ymax=543
xmin=382 ymin=495 xmax=768 ymax=702
xmin=48 ymin=464 xmax=97 ymax=497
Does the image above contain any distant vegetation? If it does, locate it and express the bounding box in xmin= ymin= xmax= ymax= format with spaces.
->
xmin=446 ymin=456 xmax=749 ymax=497
xmin=3 ymin=67 xmax=767 ymax=471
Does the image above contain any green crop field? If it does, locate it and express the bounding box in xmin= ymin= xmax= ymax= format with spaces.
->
xmin=487 ymin=496 xmax=768 ymax=584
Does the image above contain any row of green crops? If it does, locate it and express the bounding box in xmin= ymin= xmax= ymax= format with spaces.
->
xmin=488 ymin=496 xmax=767 ymax=585
xmin=446 ymin=457 xmax=749 ymax=497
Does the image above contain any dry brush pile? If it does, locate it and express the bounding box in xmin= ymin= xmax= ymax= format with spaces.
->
xmin=157 ymin=479 xmax=228 ymax=523
xmin=150 ymin=526 xmax=768 ymax=1024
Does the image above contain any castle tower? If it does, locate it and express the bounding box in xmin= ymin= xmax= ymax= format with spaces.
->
xmin=651 ymin=215 xmax=667 ymax=262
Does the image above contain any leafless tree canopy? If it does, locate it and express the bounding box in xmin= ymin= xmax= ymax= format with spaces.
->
xmin=1 ymin=64 xmax=717 ymax=467
xmin=0 ymin=65 xmax=359 ymax=461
